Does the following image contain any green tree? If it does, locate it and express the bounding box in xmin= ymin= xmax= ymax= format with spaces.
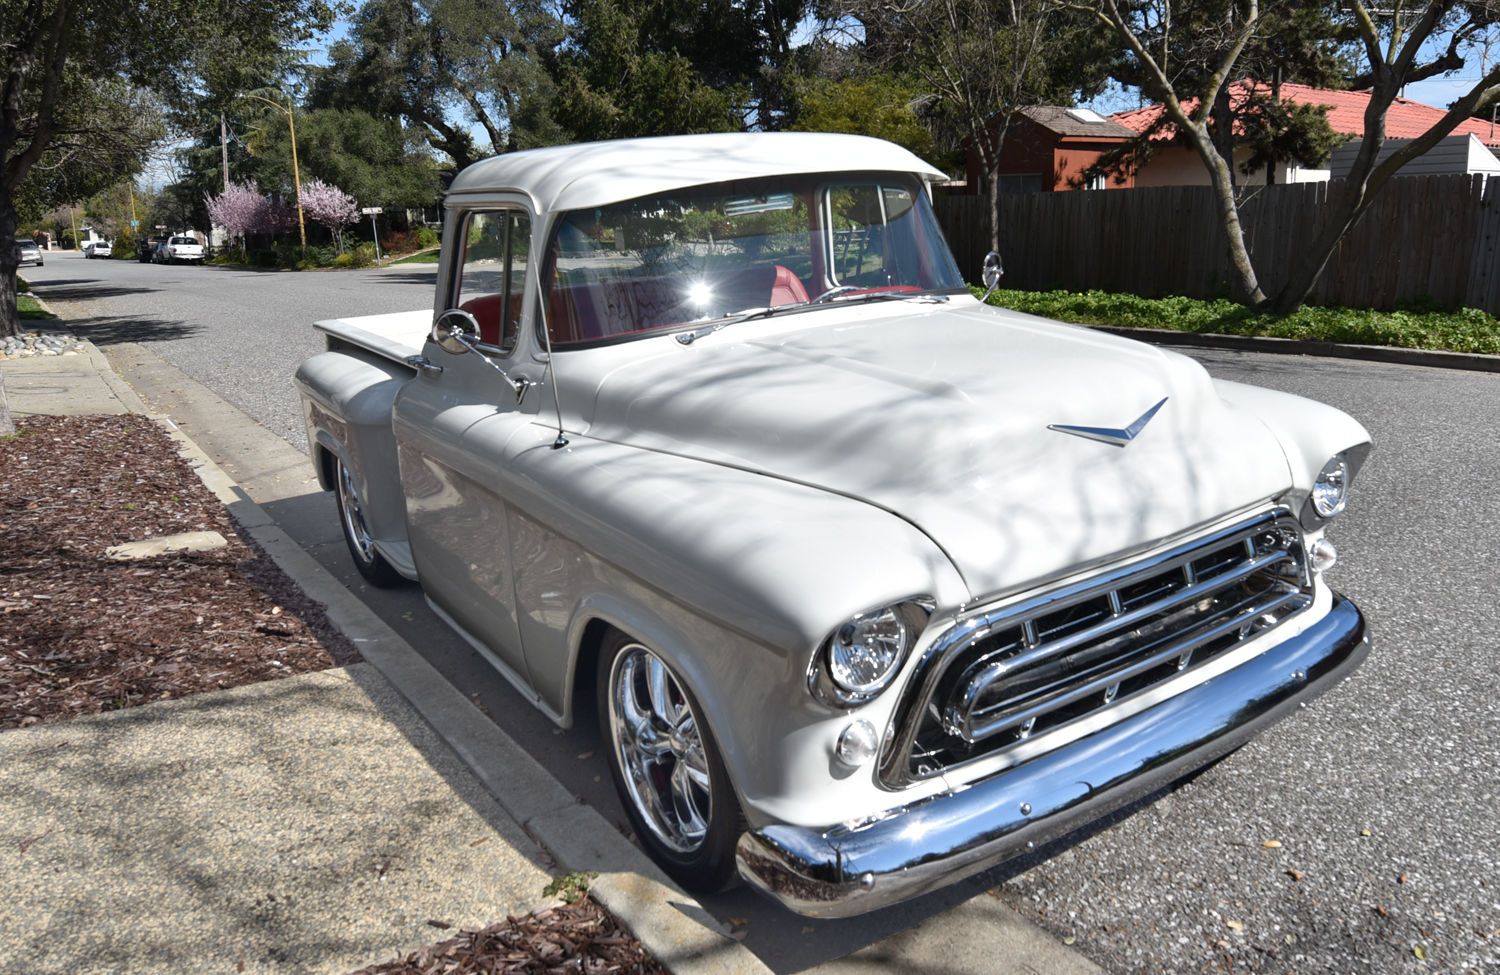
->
xmin=837 ymin=0 xmax=1112 ymax=250
xmin=1 ymin=0 xmax=334 ymax=337
xmin=788 ymin=72 xmax=941 ymax=163
xmin=253 ymin=108 xmax=441 ymax=210
xmin=309 ymin=0 xmax=565 ymax=168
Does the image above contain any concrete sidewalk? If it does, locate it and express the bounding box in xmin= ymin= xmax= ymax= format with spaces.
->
xmin=0 ymin=343 xmax=766 ymax=975
xmin=0 ymin=668 xmax=554 ymax=975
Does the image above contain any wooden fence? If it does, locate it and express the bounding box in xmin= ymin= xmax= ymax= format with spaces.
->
xmin=933 ymin=174 xmax=1500 ymax=315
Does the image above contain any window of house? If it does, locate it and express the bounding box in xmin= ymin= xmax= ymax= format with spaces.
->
xmin=454 ymin=210 xmax=531 ymax=353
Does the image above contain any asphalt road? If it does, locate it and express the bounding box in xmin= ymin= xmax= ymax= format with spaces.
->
xmin=21 ymin=251 xmax=439 ymax=450
xmin=24 ymin=252 xmax=1500 ymax=973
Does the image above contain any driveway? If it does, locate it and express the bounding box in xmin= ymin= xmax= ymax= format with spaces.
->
xmin=24 ymin=251 xmax=1500 ymax=973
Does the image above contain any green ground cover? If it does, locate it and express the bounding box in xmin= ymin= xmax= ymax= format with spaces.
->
xmin=977 ymin=287 xmax=1500 ymax=356
xmin=18 ymin=294 xmax=53 ymax=319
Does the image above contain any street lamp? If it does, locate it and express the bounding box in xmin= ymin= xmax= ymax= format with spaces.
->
xmin=243 ymin=92 xmax=308 ymax=253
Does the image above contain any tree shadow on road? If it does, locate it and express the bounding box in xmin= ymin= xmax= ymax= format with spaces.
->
xmin=64 ymin=314 xmax=201 ymax=345
xmin=31 ymin=280 xmax=161 ymax=301
xmin=370 ymin=271 xmax=441 ymax=286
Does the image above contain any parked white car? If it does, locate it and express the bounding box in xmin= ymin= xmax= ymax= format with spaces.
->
xmin=83 ymin=238 xmax=112 ymax=259
xmin=16 ymin=238 xmax=43 ymax=266
xmin=294 ymin=133 xmax=1372 ymax=917
xmin=155 ymin=235 xmax=204 ymax=264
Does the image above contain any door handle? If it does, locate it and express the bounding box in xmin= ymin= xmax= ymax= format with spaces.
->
xmin=405 ymin=354 xmax=443 ymax=377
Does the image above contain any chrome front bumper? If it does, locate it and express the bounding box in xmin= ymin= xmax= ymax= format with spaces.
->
xmin=736 ymin=594 xmax=1369 ymax=918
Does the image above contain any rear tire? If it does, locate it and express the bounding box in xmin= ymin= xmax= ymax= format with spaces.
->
xmin=333 ymin=457 xmax=404 ymax=588
xmin=598 ymin=630 xmax=743 ymax=893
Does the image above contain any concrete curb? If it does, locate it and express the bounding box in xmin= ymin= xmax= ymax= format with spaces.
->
xmin=1090 ymin=324 xmax=1500 ymax=373
xmin=135 ymin=380 xmax=769 ymax=974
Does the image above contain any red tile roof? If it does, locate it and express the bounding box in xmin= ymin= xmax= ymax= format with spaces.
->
xmin=1111 ymin=81 xmax=1500 ymax=148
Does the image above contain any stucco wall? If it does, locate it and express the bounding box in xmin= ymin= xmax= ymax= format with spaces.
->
xmin=1133 ymin=145 xmax=1328 ymax=186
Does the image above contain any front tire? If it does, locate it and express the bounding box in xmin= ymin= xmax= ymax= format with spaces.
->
xmin=598 ymin=631 xmax=743 ymax=892
xmin=333 ymin=457 xmax=403 ymax=587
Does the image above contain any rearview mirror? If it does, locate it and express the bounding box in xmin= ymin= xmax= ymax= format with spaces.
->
xmin=433 ymin=309 xmax=480 ymax=356
xmin=980 ymin=251 xmax=1004 ymax=302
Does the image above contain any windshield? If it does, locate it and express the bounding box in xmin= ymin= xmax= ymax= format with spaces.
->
xmin=543 ymin=172 xmax=963 ymax=347
xmin=170 ymin=237 xmax=196 ymax=245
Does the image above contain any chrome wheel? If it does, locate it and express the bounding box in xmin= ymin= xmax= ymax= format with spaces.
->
xmin=336 ymin=460 xmax=376 ymax=564
xmin=608 ymin=644 xmax=713 ymax=854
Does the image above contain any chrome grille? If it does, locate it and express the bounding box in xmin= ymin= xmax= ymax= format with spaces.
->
xmin=881 ymin=510 xmax=1313 ymax=786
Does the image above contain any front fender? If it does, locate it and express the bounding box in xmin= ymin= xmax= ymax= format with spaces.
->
xmin=1213 ymin=379 xmax=1372 ymax=516
xmin=499 ymin=424 xmax=970 ymax=827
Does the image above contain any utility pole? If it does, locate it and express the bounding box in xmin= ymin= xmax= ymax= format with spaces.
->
xmin=220 ymin=114 xmax=230 ymax=191
xmin=243 ymin=93 xmax=307 ymax=253
xmin=287 ymin=102 xmax=307 ymax=253
xmin=69 ymin=206 xmax=79 ymax=249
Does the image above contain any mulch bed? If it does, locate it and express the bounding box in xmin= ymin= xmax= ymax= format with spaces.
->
xmin=350 ymin=897 xmax=666 ymax=974
xmin=0 ymin=414 xmax=358 ymax=729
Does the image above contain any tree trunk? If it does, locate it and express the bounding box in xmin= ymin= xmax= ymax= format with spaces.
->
xmin=1270 ymin=173 xmax=1371 ymax=313
xmin=1211 ymin=86 xmax=1236 ymax=189
xmin=1188 ymin=128 xmax=1266 ymax=306
xmin=1 ymin=191 xmax=20 ymax=340
xmin=1271 ymin=86 xmax=1394 ymax=313
xmin=988 ymin=166 xmax=1001 ymax=254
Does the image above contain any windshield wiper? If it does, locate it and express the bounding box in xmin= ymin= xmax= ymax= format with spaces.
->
xmin=825 ymin=290 xmax=950 ymax=306
xmin=674 ymin=306 xmax=784 ymax=345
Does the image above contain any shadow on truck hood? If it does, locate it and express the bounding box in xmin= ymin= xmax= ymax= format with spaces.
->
xmin=583 ymin=303 xmax=1293 ymax=601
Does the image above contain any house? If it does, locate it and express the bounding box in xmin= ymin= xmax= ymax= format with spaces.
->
xmin=1329 ymin=133 xmax=1500 ymax=180
xmin=962 ymin=105 xmax=1138 ymax=194
xmin=1111 ymin=81 xmax=1500 ymax=186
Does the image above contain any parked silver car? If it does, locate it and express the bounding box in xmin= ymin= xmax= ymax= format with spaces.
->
xmin=294 ymin=133 xmax=1372 ymax=916
xmin=16 ymin=238 xmax=43 ymax=267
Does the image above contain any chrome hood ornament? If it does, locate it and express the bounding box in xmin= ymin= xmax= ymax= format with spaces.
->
xmin=1049 ymin=397 xmax=1169 ymax=447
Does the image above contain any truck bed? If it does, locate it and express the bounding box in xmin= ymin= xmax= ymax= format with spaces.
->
xmin=314 ymin=310 xmax=430 ymax=363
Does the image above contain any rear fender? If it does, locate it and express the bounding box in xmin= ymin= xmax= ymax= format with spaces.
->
xmin=295 ymin=350 xmax=413 ymax=554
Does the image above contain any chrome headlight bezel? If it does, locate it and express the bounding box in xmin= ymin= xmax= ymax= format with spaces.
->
xmin=1298 ymin=443 xmax=1371 ymax=530
xmin=808 ymin=599 xmax=932 ymax=708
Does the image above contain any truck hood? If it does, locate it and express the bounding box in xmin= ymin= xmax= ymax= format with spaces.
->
xmin=583 ymin=303 xmax=1293 ymax=601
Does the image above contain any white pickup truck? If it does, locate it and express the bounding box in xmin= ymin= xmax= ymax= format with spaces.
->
xmin=295 ymin=133 xmax=1372 ymax=916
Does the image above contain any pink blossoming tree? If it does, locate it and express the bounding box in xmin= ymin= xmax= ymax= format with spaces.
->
xmin=205 ymin=181 xmax=292 ymax=248
xmin=300 ymin=178 xmax=361 ymax=253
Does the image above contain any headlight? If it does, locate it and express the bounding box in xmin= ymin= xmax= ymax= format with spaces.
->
xmin=830 ymin=607 xmax=909 ymax=694
xmin=809 ymin=601 xmax=927 ymax=707
xmin=1311 ymin=454 xmax=1350 ymax=518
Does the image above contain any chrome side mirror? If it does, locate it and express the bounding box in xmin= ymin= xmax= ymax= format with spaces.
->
xmin=432 ymin=308 xmax=480 ymax=356
xmin=429 ymin=307 xmax=535 ymax=404
xmin=980 ymin=251 xmax=1004 ymax=303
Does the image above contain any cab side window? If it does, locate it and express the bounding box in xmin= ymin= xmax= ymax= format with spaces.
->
xmin=455 ymin=210 xmax=532 ymax=353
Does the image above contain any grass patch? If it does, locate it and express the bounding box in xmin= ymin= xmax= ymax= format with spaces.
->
xmin=978 ymin=287 xmax=1500 ymax=356
xmin=18 ymin=294 xmax=53 ymax=319
xmin=392 ymin=247 xmax=441 ymax=265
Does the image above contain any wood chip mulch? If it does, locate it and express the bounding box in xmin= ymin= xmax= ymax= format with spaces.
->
xmin=0 ymin=414 xmax=359 ymax=730
xmin=349 ymin=896 xmax=666 ymax=974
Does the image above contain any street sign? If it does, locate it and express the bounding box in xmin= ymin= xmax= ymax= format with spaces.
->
xmin=360 ymin=207 xmax=383 ymax=215
xmin=129 ymin=220 xmax=139 ymax=229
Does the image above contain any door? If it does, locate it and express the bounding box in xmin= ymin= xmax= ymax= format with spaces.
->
xmin=392 ymin=205 xmax=541 ymax=688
